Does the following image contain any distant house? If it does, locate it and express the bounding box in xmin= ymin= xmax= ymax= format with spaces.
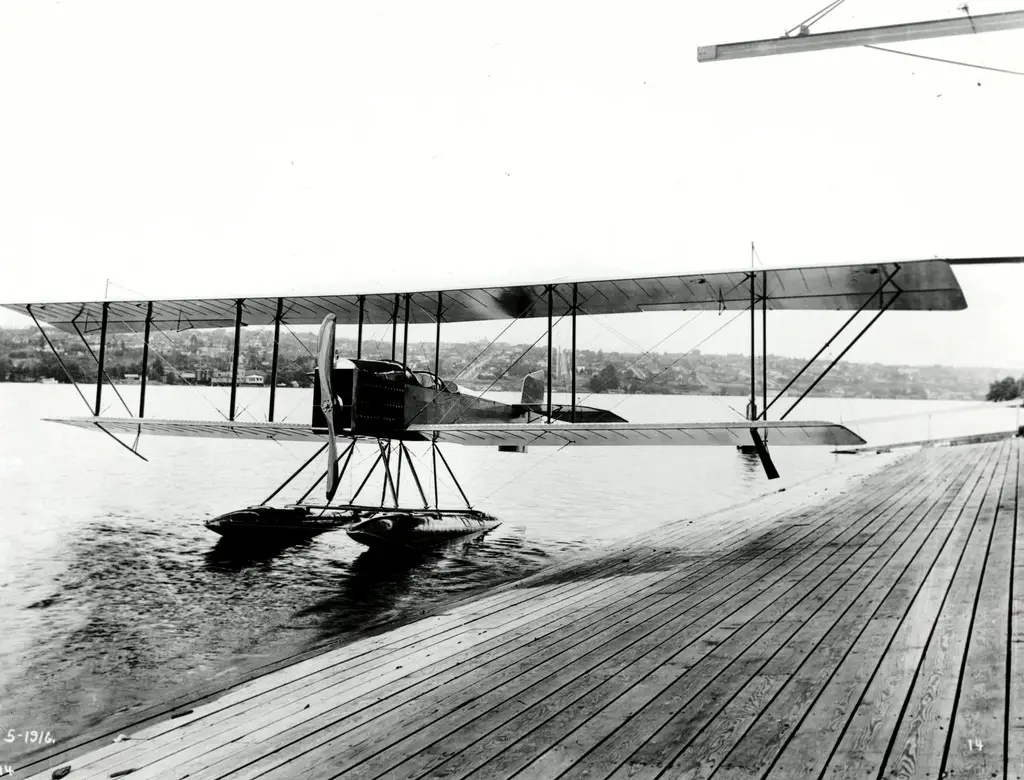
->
xmin=245 ymin=374 xmax=265 ymax=386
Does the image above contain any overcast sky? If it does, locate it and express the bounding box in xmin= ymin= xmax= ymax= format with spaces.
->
xmin=1 ymin=1 xmax=1022 ymax=368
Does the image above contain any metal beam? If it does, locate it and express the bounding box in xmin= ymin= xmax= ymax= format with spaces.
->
xmin=268 ymin=297 xmax=283 ymax=422
xmin=229 ymin=299 xmax=243 ymax=421
xmin=698 ymin=10 xmax=1024 ymax=62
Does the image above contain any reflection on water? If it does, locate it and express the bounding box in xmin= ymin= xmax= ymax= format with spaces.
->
xmin=0 ymin=385 xmax=1019 ymax=763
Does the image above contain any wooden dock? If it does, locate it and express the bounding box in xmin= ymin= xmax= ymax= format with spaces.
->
xmin=19 ymin=439 xmax=1024 ymax=780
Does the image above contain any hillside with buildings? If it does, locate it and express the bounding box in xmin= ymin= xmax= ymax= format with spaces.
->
xmin=0 ymin=325 xmax=1015 ymax=401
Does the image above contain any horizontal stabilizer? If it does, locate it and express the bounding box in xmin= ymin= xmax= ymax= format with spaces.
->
xmin=47 ymin=417 xmax=865 ymax=447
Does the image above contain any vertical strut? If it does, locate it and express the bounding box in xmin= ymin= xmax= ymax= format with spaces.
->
xmin=269 ymin=297 xmax=283 ymax=422
xmin=139 ymin=302 xmax=152 ymax=418
xmin=432 ymin=439 xmax=439 ymax=509
xmin=95 ymin=302 xmax=109 ymax=416
xmin=748 ymin=272 xmax=755 ymax=421
xmin=434 ymin=292 xmax=443 ymax=378
xmin=357 ymin=296 xmax=365 ymax=359
xmin=402 ymin=294 xmax=410 ymax=366
xmin=546 ymin=285 xmax=553 ymax=421
xmin=761 ymin=271 xmax=767 ymax=422
xmin=229 ymin=299 xmax=243 ymax=421
xmin=571 ymin=283 xmax=577 ymax=423
xmin=394 ymin=440 xmax=404 ymax=503
xmin=391 ymin=295 xmax=399 ymax=361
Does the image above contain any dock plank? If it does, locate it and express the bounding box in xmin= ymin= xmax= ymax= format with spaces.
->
xmin=616 ymin=446 xmax=976 ymax=780
xmin=943 ymin=439 xmax=1017 ymax=779
xmin=880 ymin=440 xmax=1011 ymax=780
xmin=1009 ymin=441 xmax=1024 ymax=780
xmin=487 ymin=451 xmax=960 ymax=780
xmin=211 ymin=455 xmax=936 ymax=780
xmin=713 ymin=443 xmax=1001 ymax=780
xmin=19 ymin=442 xmax=1021 ymax=780
xmin=785 ymin=443 xmax=1002 ymax=779
xmin=46 ymin=456 xmax=902 ymax=780
xmin=414 ymin=453 xmax=964 ymax=780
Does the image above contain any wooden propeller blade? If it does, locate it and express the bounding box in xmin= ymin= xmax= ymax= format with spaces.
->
xmin=317 ymin=314 xmax=339 ymax=501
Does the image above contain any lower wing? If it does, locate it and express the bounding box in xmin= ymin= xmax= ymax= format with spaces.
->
xmin=45 ymin=417 xmax=865 ymax=446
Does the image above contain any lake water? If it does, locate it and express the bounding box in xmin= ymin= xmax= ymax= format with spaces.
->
xmin=0 ymin=383 xmax=1019 ymax=762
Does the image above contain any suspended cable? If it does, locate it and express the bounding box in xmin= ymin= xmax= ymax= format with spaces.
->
xmin=864 ymin=44 xmax=1024 ymax=77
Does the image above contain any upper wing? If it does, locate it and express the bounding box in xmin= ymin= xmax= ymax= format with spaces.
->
xmin=4 ymin=258 xmax=969 ymax=333
xmin=46 ymin=417 xmax=865 ymax=446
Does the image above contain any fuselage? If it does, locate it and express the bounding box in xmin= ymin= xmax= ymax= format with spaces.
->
xmin=311 ymin=358 xmax=624 ymax=440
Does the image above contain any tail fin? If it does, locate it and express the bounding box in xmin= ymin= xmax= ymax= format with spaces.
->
xmin=521 ymin=370 xmax=545 ymax=405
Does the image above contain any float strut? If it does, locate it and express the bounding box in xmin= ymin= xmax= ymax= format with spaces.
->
xmin=435 ymin=445 xmax=472 ymax=510
xmin=261 ymin=443 xmax=328 ymax=505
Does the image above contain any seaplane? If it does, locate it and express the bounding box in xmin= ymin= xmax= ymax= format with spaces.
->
xmin=2 ymin=257 xmax=976 ymax=549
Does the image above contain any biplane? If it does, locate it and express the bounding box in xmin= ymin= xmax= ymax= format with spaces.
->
xmin=1 ymin=257 xmax=972 ymax=548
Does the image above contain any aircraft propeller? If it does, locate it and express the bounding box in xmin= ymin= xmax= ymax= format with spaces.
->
xmin=316 ymin=314 xmax=340 ymax=501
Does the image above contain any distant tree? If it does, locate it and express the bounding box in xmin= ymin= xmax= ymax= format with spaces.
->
xmin=986 ymin=375 xmax=1022 ymax=402
xmin=588 ymin=364 xmax=620 ymax=393
xmin=149 ymin=358 xmax=165 ymax=381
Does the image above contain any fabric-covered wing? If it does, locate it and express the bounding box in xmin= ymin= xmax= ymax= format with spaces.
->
xmin=4 ymin=258 xmax=970 ymax=334
xmin=47 ymin=417 xmax=326 ymax=442
xmin=408 ymin=421 xmax=865 ymax=446
xmin=46 ymin=417 xmax=864 ymax=446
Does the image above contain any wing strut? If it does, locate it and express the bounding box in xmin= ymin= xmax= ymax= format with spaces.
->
xmin=760 ymin=265 xmax=902 ymax=420
xmin=748 ymin=428 xmax=780 ymax=480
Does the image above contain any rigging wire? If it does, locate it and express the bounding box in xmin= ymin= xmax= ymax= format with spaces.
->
xmin=784 ymin=0 xmax=849 ymax=37
xmin=576 ymin=305 xmax=755 ymax=420
xmin=864 ymin=44 xmax=1024 ymax=77
xmin=436 ymin=311 xmax=569 ymax=425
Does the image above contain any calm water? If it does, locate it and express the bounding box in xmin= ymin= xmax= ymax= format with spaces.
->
xmin=0 ymin=384 xmax=1019 ymax=761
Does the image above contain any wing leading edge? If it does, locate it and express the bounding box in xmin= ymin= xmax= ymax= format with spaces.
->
xmin=46 ymin=417 xmax=865 ymax=446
